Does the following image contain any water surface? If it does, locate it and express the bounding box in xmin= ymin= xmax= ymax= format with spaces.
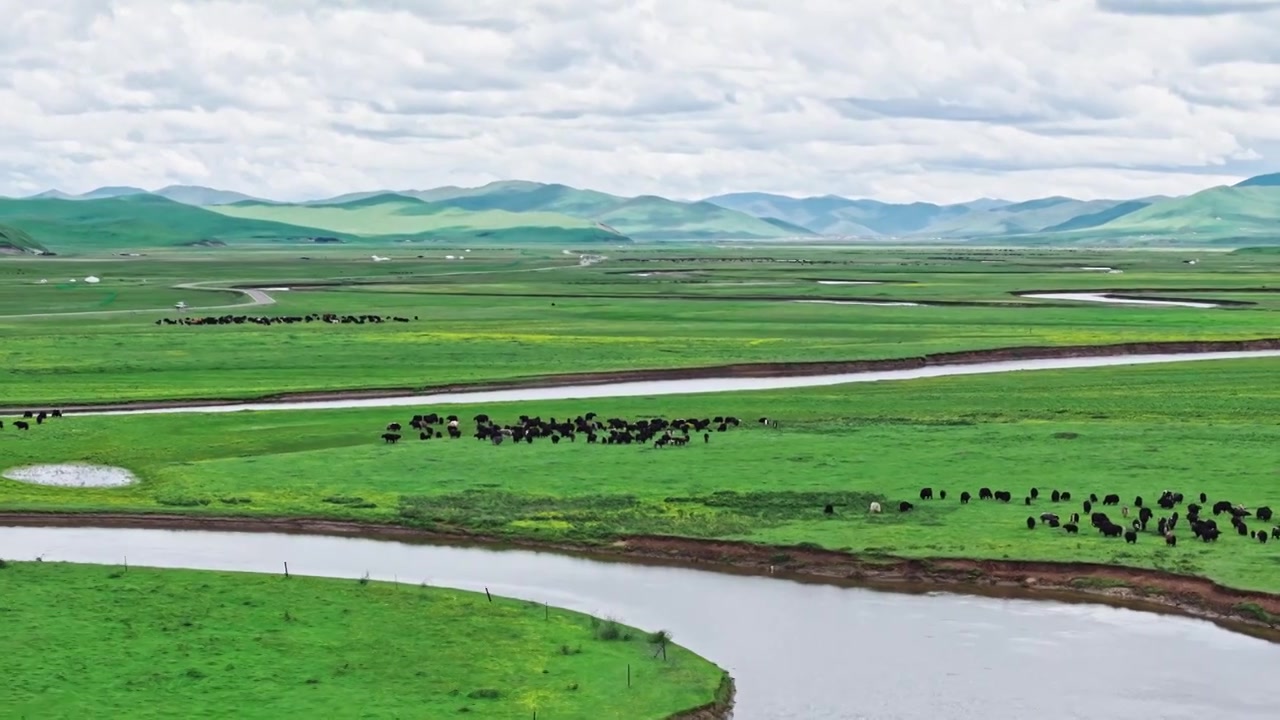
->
xmin=1 ymin=526 xmax=1274 ymax=720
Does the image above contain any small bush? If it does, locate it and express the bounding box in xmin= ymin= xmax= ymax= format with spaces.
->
xmin=156 ymin=496 xmax=211 ymax=507
xmin=358 ymin=572 xmax=371 ymax=586
xmin=559 ymin=644 xmax=581 ymax=655
xmin=0 ymin=559 xmax=9 ymax=569
xmin=591 ymin=616 xmax=631 ymax=641
xmin=184 ymin=669 xmax=206 ymax=680
xmin=218 ymin=497 xmax=253 ymax=505
xmin=466 ymin=688 xmax=501 ymax=700
xmin=323 ymin=496 xmax=365 ymax=505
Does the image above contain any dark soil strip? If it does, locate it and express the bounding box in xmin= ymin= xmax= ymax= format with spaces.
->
xmin=5 ymin=337 xmax=1279 ymax=414
xmin=1 ymin=512 xmax=1277 ymax=644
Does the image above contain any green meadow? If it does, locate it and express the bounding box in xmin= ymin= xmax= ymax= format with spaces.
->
xmin=3 ymin=357 xmax=1278 ymax=592
xmin=0 ymin=561 xmax=726 ymax=719
xmin=0 ymin=247 xmax=1276 ymax=405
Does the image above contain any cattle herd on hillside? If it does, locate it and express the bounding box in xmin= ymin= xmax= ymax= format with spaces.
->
xmin=376 ymin=411 xmax=757 ymax=447
xmin=154 ymin=313 xmax=417 ymax=326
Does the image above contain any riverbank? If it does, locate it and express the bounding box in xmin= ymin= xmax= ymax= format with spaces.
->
xmin=4 ymin=512 xmax=1277 ymax=642
xmin=6 ymin=336 xmax=1279 ymax=413
xmin=0 ymin=557 xmax=731 ymax=720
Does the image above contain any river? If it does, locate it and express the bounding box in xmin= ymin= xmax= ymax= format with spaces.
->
xmin=79 ymin=349 xmax=1280 ymax=415
xmin=1 ymin=526 xmax=1275 ymax=720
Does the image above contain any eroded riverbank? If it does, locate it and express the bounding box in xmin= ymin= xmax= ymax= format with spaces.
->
xmin=4 ymin=517 xmax=1279 ymax=719
xmin=3 ymin=512 xmax=1277 ymax=640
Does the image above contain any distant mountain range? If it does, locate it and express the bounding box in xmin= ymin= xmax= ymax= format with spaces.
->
xmin=2 ymin=172 xmax=1278 ymax=253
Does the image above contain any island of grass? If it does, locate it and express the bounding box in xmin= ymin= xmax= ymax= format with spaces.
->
xmin=0 ymin=561 xmax=731 ymax=720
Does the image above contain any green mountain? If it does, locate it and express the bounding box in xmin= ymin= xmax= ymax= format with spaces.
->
xmin=380 ymin=181 xmax=811 ymax=240
xmin=1234 ymin=173 xmax=1280 ymax=188
xmin=1070 ymin=185 xmax=1280 ymax=239
xmin=0 ymin=224 xmax=48 ymax=254
xmin=703 ymin=178 xmax=1280 ymax=244
xmin=208 ymin=194 xmax=628 ymax=243
xmin=0 ymin=195 xmax=350 ymax=251
xmin=154 ymin=185 xmax=265 ymax=205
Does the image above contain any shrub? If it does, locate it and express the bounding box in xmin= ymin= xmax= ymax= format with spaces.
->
xmin=466 ymin=688 xmax=501 ymax=700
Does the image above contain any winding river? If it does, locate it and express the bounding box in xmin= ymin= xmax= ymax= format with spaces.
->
xmin=79 ymin=349 xmax=1280 ymax=415
xmin=2 ymin=526 xmax=1275 ymax=720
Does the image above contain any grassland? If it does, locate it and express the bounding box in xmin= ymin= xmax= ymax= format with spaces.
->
xmin=1 ymin=244 xmax=1278 ymax=601
xmin=0 ymin=247 xmax=1277 ymax=405
xmin=3 ymin=357 xmax=1279 ymax=593
xmin=0 ymin=561 xmax=726 ymax=719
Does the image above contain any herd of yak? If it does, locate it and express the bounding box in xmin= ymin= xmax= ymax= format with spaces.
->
xmin=889 ymin=486 xmax=1280 ymax=547
xmin=0 ymin=408 xmax=63 ymax=432
xmin=7 ymin=408 xmax=1276 ymax=550
xmin=376 ymin=411 xmax=761 ymax=447
xmin=153 ymin=313 xmax=417 ymax=326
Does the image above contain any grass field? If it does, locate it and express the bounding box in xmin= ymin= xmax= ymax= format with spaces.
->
xmin=0 ymin=561 xmax=725 ymax=719
xmin=2 ymin=244 xmax=1279 ymax=599
xmin=3 ymin=358 xmax=1278 ymax=592
xmin=0 ymin=246 xmax=1276 ymax=405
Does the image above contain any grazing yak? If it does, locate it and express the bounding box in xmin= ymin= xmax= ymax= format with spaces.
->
xmin=960 ymin=491 xmax=972 ymax=504
xmin=1026 ymin=517 xmax=1036 ymax=530
xmin=869 ymin=502 xmax=882 ymax=514
xmin=14 ymin=421 xmax=29 ymax=430
xmin=898 ymin=501 xmax=914 ymax=513
xmin=919 ymin=487 xmax=933 ymax=500
xmin=381 ymin=432 xmax=401 ymax=444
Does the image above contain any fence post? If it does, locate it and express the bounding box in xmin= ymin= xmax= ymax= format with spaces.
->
xmin=283 ymin=562 xmax=290 ymax=578
xmin=485 ymin=587 xmax=492 ymax=603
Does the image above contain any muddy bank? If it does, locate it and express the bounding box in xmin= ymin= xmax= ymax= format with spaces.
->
xmin=7 ymin=336 xmax=1279 ymax=414
xmin=667 ymin=676 xmax=735 ymax=720
xmin=2 ymin=511 xmax=1277 ymax=642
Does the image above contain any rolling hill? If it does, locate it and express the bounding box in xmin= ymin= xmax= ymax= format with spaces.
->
xmin=208 ymin=194 xmax=629 ymax=243
xmin=314 ymin=182 xmax=814 ymax=240
xmin=154 ymin=185 xmax=265 ymax=205
xmin=703 ymin=192 xmax=1152 ymax=239
xmin=0 ymin=224 xmax=48 ymax=254
xmin=1065 ymin=186 xmax=1280 ymax=239
xmin=0 ymin=195 xmax=351 ymax=251
xmin=9 ymin=170 xmax=1280 ymax=247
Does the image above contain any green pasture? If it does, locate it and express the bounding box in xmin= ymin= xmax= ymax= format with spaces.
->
xmin=0 ymin=247 xmax=1276 ymax=405
xmin=0 ymin=562 xmax=724 ymax=719
xmin=3 ymin=358 xmax=1279 ymax=592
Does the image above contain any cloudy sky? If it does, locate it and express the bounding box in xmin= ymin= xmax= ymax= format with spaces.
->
xmin=2 ymin=0 xmax=1279 ymax=203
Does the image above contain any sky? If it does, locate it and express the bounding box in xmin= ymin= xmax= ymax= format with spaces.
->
xmin=2 ymin=0 xmax=1280 ymax=204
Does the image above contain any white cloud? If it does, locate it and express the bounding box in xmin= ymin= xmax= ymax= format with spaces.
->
xmin=0 ymin=0 xmax=1278 ymax=203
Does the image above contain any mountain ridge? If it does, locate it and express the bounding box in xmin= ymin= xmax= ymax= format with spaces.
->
xmin=5 ymin=171 xmax=1278 ymax=246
